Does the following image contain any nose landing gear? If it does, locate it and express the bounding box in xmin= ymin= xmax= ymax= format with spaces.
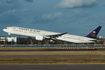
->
xmin=8 ymin=33 xmax=11 ymax=37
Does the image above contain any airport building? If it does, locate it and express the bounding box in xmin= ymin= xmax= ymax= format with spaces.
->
xmin=0 ymin=36 xmax=17 ymax=44
xmin=99 ymin=36 xmax=105 ymax=39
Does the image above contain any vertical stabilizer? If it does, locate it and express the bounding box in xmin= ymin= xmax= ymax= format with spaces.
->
xmin=85 ymin=26 xmax=102 ymax=39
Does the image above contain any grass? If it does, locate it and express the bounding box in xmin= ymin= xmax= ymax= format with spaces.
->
xmin=0 ymin=48 xmax=105 ymax=65
xmin=0 ymin=51 xmax=105 ymax=55
xmin=0 ymin=57 xmax=105 ymax=65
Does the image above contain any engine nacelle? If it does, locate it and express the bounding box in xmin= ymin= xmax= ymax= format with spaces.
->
xmin=35 ymin=35 xmax=44 ymax=41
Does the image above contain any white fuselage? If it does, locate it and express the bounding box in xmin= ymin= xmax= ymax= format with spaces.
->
xmin=3 ymin=27 xmax=96 ymax=43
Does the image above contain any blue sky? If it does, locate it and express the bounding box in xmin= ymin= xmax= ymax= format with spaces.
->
xmin=0 ymin=0 xmax=105 ymax=37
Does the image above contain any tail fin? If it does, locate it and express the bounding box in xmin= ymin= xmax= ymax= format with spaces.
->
xmin=85 ymin=26 xmax=102 ymax=39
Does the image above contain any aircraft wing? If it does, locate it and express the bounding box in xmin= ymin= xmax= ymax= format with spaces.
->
xmin=45 ymin=32 xmax=68 ymax=39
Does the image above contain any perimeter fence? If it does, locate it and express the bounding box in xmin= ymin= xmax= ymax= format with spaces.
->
xmin=1 ymin=44 xmax=105 ymax=49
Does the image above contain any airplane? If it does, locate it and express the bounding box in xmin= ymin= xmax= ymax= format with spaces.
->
xmin=3 ymin=26 xmax=102 ymax=43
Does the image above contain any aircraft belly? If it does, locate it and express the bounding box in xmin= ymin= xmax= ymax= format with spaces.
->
xmin=57 ymin=38 xmax=94 ymax=43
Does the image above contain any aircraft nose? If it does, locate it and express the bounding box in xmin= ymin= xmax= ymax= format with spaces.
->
xmin=3 ymin=28 xmax=7 ymax=32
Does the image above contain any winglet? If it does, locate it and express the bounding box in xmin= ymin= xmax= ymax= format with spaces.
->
xmin=85 ymin=26 xmax=102 ymax=39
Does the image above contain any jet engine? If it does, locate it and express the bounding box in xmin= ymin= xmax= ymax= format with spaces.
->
xmin=35 ymin=35 xmax=44 ymax=41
